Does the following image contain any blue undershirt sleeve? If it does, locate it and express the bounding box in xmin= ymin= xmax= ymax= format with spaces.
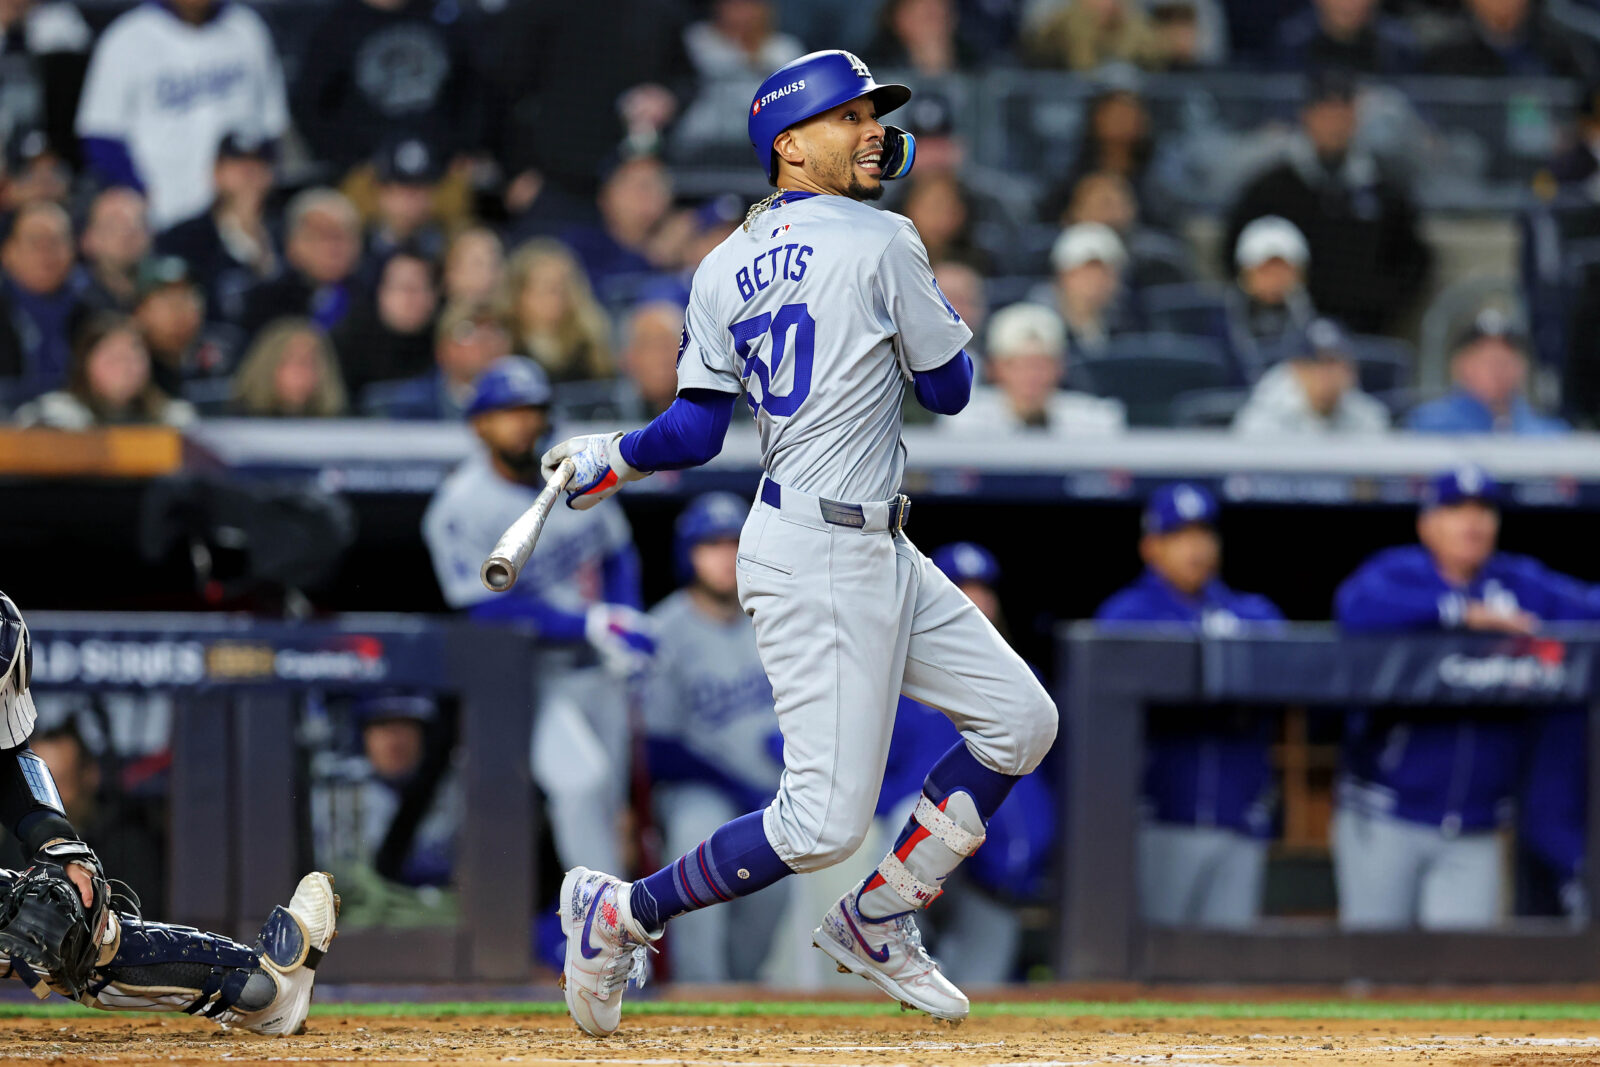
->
xmin=912 ymin=349 xmax=974 ymax=415
xmin=467 ymin=596 xmax=587 ymax=643
xmin=619 ymin=389 xmax=737 ymax=472
xmin=81 ymin=137 xmax=145 ymax=192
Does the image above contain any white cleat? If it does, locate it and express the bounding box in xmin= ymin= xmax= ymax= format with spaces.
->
xmin=557 ymin=866 xmax=657 ymax=1038
xmin=812 ymin=889 xmax=969 ymax=1023
xmin=243 ymin=872 xmax=340 ymax=1036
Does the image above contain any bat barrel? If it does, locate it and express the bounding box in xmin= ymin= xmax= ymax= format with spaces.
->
xmin=481 ymin=557 xmax=518 ymax=592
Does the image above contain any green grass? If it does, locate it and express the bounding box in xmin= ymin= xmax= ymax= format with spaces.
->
xmin=5 ymin=999 xmax=1600 ymax=1022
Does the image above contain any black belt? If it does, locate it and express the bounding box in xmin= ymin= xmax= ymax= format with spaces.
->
xmin=760 ymin=477 xmax=911 ymax=534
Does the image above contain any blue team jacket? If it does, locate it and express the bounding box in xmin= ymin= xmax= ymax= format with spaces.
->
xmin=1404 ymin=390 xmax=1569 ymax=436
xmin=1335 ymin=545 xmax=1600 ymax=833
xmin=1095 ymin=569 xmax=1285 ymax=836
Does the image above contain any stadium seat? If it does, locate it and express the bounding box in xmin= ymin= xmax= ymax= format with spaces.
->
xmin=1140 ymin=282 xmax=1229 ymax=336
xmin=1344 ymin=335 xmax=1415 ymax=394
xmin=1170 ymin=386 xmax=1252 ymax=428
xmin=1074 ymin=334 xmax=1233 ymax=427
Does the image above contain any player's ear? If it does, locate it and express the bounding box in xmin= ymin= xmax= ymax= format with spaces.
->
xmin=773 ymin=128 xmax=805 ymax=172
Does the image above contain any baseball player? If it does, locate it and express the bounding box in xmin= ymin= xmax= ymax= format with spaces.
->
xmin=538 ymin=50 xmax=1058 ymax=1036
xmin=1095 ymin=484 xmax=1284 ymax=928
xmin=73 ymin=0 xmax=288 ymax=230
xmin=642 ymin=492 xmax=789 ymax=982
xmin=0 ymin=591 xmax=338 ymax=1033
xmin=877 ymin=543 xmax=1057 ymax=983
xmin=1334 ymin=465 xmax=1600 ymax=928
xmin=422 ymin=356 xmax=654 ymax=879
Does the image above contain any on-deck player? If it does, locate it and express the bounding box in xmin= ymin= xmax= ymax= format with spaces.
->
xmin=538 ymin=50 xmax=1058 ymax=1036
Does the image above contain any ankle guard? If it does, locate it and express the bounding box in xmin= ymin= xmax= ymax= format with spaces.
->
xmin=258 ymin=905 xmax=324 ymax=973
xmin=858 ymin=791 xmax=987 ymax=919
xmin=98 ymin=916 xmax=273 ymax=1017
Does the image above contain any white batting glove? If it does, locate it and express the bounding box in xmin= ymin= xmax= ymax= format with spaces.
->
xmin=540 ymin=432 xmax=646 ymax=510
xmin=584 ymin=603 xmax=658 ymax=677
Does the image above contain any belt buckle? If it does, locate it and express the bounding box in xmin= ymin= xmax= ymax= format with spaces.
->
xmin=891 ymin=494 xmax=911 ymax=534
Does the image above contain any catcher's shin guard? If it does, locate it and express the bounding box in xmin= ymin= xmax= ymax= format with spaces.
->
xmin=87 ymin=916 xmax=279 ymax=1020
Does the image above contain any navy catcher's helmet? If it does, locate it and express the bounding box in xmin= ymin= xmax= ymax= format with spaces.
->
xmin=749 ymin=50 xmax=912 ymax=181
xmin=675 ymin=492 xmax=749 ymax=582
xmin=0 ymin=591 xmax=30 ymax=696
xmin=465 ymin=356 xmax=552 ymax=419
xmin=931 ymin=542 xmax=1001 ymax=587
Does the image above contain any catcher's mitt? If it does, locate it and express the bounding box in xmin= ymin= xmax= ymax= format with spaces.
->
xmin=0 ymin=840 xmax=108 ymax=998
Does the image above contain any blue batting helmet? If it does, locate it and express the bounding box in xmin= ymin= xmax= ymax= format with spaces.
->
xmin=748 ymin=50 xmax=911 ymax=181
xmin=931 ymin=542 xmax=1001 ymax=586
xmin=465 ymin=356 xmax=552 ymax=419
xmin=675 ymin=492 xmax=749 ymax=583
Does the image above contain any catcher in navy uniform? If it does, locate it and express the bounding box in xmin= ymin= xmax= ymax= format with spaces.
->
xmin=0 ymin=591 xmax=338 ymax=1033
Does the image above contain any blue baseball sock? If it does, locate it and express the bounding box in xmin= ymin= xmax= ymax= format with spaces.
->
xmin=924 ymin=740 xmax=1018 ymax=818
xmin=629 ymin=811 xmax=792 ymax=932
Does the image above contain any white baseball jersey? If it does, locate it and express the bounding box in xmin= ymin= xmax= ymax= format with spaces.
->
xmin=74 ymin=2 xmax=289 ymax=229
xmin=422 ymin=447 xmax=633 ymax=620
xmin=643 ymin=590 xmax=780 ymax=797
xmin=675 ymin=194 xmax=971 ymax=502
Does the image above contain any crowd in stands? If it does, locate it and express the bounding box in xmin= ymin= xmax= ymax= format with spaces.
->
xmin=2 ymin=0 xmax=1599 ymax=436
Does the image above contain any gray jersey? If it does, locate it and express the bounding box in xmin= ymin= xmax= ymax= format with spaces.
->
xmin=422 ymin=448 xmax=633 ymax=616
xmin=643 ymin=590 xmax=781 ymax=796
xmin=675 ymin=195 xmax=971 ymax=502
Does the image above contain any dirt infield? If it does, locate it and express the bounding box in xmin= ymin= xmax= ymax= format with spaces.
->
xmin=6 ymin=1009 xmax=1600 ymax=1066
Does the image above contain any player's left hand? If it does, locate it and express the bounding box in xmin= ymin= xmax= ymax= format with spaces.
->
xmin=541 ymin=432 xmax=647 ymax=511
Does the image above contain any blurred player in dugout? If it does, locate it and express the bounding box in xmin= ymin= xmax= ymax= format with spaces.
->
xmin=423 ymin=356 xmax=656 ymax=879
xmin=1096 ymin=484 xmax=1285 ymax=928
xmin=1334 ymin=465 xmax=1600 ymax=928
xmin=642 ymin=493 xmax=789 ymax=983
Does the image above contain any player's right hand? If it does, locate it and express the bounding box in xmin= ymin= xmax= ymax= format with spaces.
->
xmin=584 ymin=603 xmax=659 ymax=677
xmin=541 ymin=432 xmax=645 ymax=511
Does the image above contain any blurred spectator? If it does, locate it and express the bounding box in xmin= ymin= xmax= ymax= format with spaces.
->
xmin=74 ymin=0 xmax=288 ymax=230
xmin=15 ymin=312 xmax=195 ymax=428
xmin=952 ymin=302 xmax=1125 ymax=434
xmin=364 ymin=300 xmax=508 ymax=419
xmin=865 ymin=0 xmax=977 ymax=74
xmin=0 ymin=200 xmax=91 ymax=399
xmin=360 ymin=138 xmax=448 ymax=290
xmin=633 ymin=194 xmax=745 ymax=308
xmin=934 ymin=260 xmax=988 ymax=355
xmin=1042 ymin=222 xmax=1137 ymax=357
xmin=1 ymin=125 xmax=69 ymax=212
xmin=643 ymin=492 xmax=787 ymax=982
xmin=488 ymin=0 xmax=691 ymax=201
xmin=442 ymin=227 xmax=504 ymax=308
xmin=1043 ymin=86 xmax=1175 ymax=230
xmin=1146 ymin=0 xmax=1230 ymax=69
xmin=79 ymin=188 xmax=151 ymax=312
xmin=133 ymin=255 xmax=229 ymax=398
xmin=901 ymin=172 xmax=991 ymax=272
xmin=876 ymin=542 xmax=1058 ymax=981
xmin=618 ymin=301 xmax=684 ymax=420
xmin=240 ymin=189 xmax=362 ymax=337
xmin=230 ymin=317 xmax=347 ymax=418
xmin=423 ymin=355 xmax=647 ymax=879
xmin=1097 ymin=484 xmax=1284 ymax=928
xmin=1025 ymin=0 xmax=1161 ymax=70
xmin=155 ymin=132 xmax=279 ymax=328
xmin=1407 ymin=310 xmax=1568 ymax=435
xmin=1064 ymin=170 xmax=1193 ymax=287
xmin=675 ymin=0 xmax=804 ymax=154
xmin=1424 ymin=0 xmax=1594 ymax=80
xmin=1223 ymin=215 xmax=1317 ymax=371
xmin=560 ymin=153 xmax=675 ymax=303
xmin=291 ymin=0 xmax=482 ymax=176
xmin=1270 ymin=0 xmax=1420 ymax=75
xmin=1333 ymin=465 xmax=1600 ymax=929
xmin=1223 ymin=70 xmax=1430 ymax=335
xmin=500 ymin=239 xmax=613 ymax=385
xmin=1549 ymin=83 xmax=1600 ymax=192
xmin=1233 ymin=318 xmax=1390 ymax=435
xmin=334 ymin=250 xmax=439 ymax=397
xmin=0 ymin=0 xmax=91 ymax=167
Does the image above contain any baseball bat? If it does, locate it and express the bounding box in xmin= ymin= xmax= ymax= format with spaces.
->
xmin=480 ymin=458 xmax=576 ymax=593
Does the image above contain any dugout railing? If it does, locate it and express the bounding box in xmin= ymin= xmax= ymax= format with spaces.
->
xmin=25 ymin=613 xmax=539 ymax=984
xmin=1060 ymin=624 xmax=1600 ymax=982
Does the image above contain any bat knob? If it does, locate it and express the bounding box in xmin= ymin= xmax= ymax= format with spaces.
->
xmin=481 ymin=558 xmax=517 ymax=593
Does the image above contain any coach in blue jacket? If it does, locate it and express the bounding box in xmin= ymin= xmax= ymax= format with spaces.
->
xmin=1333 ymin=464 xmax=1600 ymax=928
xmin=1097 ymin=484 xmax=1285 ymax=927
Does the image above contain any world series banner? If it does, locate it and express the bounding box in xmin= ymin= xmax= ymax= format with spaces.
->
xmin=1201 ymin=628 xmax=1600 ymax=706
